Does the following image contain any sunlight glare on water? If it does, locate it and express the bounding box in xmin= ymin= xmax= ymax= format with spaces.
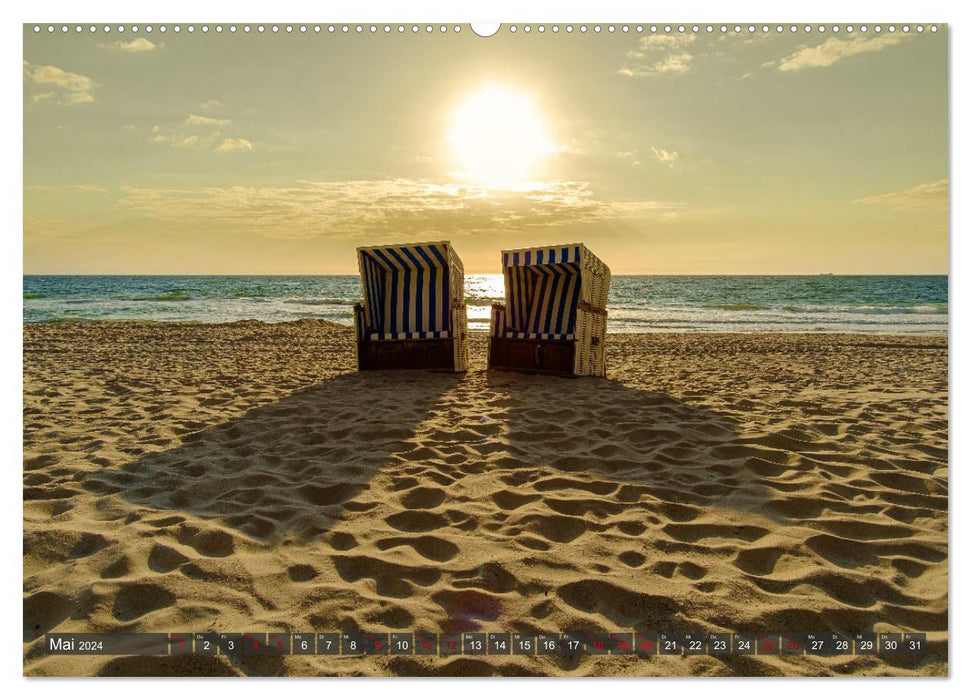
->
xmin=464 ymin=274 xmax=505 ymax=331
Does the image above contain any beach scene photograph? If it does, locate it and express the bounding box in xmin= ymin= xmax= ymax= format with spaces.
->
xmin=22 ymin=21 xmax=948 ymax=677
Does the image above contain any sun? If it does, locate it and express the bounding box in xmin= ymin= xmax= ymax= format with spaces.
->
xmin=449 ymin=87 xmax=554 ymax=188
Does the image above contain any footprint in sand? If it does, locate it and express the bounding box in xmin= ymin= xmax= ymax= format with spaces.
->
xmin=287 ymin=564 xmax=318 ymax=582
xmin=734 ymin=546 xmax=787 ymax=576
xmin=804 ymin=533 xmax=878 ymax=568
xmin=111 ymin=582 xmax=176 ymax=622
xmin=384 ymin=510 xmax=450 ymax=533
xmin=490 ymin=489 xmax=541 ymax=511
xmin=400 ymin=487 xmax=447 ymax=509
xmin=375 ymin=535 xmax=459 ymax=562
xmin=618 ymin=551 xmax=646 ymax=567
xmin=557 ymin=579 xmax=679 ymax=628
xmin=452 ymin=562 xmax=518 ymax=594
xmin=332 ymin=555 xmax=440 ymax=597
xmin=298 ymin=483 xmax=366 ymax=506
xmin=23 ymin=590 xmax=73 ymax=642
xmin=148 ymin=543 xmax=191 ymax=573
xmin=662 ymin=522 xmax=770 ymax=544
xmin=100 ymin=555 xmax=131 ymax=579
xmin=515 ymin=513 xmax=595 ymax=543
xmin=176 ymin=526 xmax=235 ymax=557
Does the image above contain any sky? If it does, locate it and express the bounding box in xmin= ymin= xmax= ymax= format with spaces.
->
xmin=23 ymin=25 xmax=948 ymax=274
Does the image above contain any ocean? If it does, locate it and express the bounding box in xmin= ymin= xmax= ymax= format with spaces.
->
xmin=23 ymin=275 xmax=947 ymax=334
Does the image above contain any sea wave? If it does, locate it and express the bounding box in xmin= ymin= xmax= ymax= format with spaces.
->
xmin=702 ymin=303 xmax=769 ymax=311
xmin=129 ymin=291 xmax=193 ymax=301
xmin=618 ymin=316 xmax=944 ymax=327
xmin=778 ymin=304 xmax=948 ymax=315
xmin=282 ymin=297 xmax=360 ymax=306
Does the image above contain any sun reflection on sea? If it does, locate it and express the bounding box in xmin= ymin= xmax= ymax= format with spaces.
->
xmin=464 ymin=274 xmax=505 ymax=331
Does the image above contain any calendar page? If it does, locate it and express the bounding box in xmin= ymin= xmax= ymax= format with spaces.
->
xmin=22 ymin=17 xmax=948 ymax=679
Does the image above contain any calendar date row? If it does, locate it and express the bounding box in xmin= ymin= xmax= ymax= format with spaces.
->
xmin=46 ymin=631 xmax=928 ymax=657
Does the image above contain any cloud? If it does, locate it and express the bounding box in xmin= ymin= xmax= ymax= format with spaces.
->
xmin=101 ymin=38 xmax=158 ymax=52
xmin=26 ymin=64 xmax=94 ymax=91
xmin=650 ymin=146 xmax=679 ymax=166
xmin=216 ymin=138 xmax=253 ymax=152
xmin=151 ymin=129 xmax=201 ymax=148
xmin=615 ymin=151 xmax=642 ymax=167
xmin=772 ymin=34 xmax=907 ymax=72
xmin=631 ymin=34 xmax=697 ymax=50
xmin=25 ymin=184 xmax=107 ymax=193
xmin=620 ymin=34 xmax=696 ymax=77
xmin=855 ymin=179 xmax=947 ymax=211
xmin=186 ymin=114 xmax=231 ymax=127
xmin=614 ymin=147 xmax=681 ymax=168
xmin=23 ymin=62 xmax=97 ymax=104
xmin=118 ymin=179 xmax=680 ymax=239
xmin=151 ymin=124 xmax=252 ymax=152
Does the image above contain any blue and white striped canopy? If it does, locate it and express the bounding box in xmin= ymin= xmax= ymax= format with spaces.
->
xmin=501 ymin=245 xmax=586 ymax=340
xmin=501 ymin=245 xmax=582 ymax=268
xmin=358 ymin=242 xmax=455 ymax=339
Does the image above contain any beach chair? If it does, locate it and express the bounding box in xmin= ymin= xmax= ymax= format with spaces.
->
xmin=354 ymin=241 xmax=469 ymax=372
xmin=489 ymin=243 xmax=611 ymax=377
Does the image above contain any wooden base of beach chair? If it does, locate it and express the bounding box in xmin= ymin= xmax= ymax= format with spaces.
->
xmin=488 ymin=337 xmax=578 ymax=376
xmin=357 ymin=338 xmax=463 ymax=372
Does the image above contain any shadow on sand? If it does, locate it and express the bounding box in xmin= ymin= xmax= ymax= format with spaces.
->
xmin=85 ymin=367 xmax=777 ymax=551
xmin=78 ymin=367 xmax=943 ymax=676
xmin=85 ymin=370 xmax=464 ymax=548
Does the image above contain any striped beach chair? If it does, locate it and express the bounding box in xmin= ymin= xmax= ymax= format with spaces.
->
xmin=354 ymin=241 xmax=469 ymax=372
xmin=489 ymin=243 xmax=610 ymax=377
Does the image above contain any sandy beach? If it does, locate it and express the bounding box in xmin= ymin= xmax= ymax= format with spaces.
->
xmin=22 ymin=321 xmax=948 ymax=676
